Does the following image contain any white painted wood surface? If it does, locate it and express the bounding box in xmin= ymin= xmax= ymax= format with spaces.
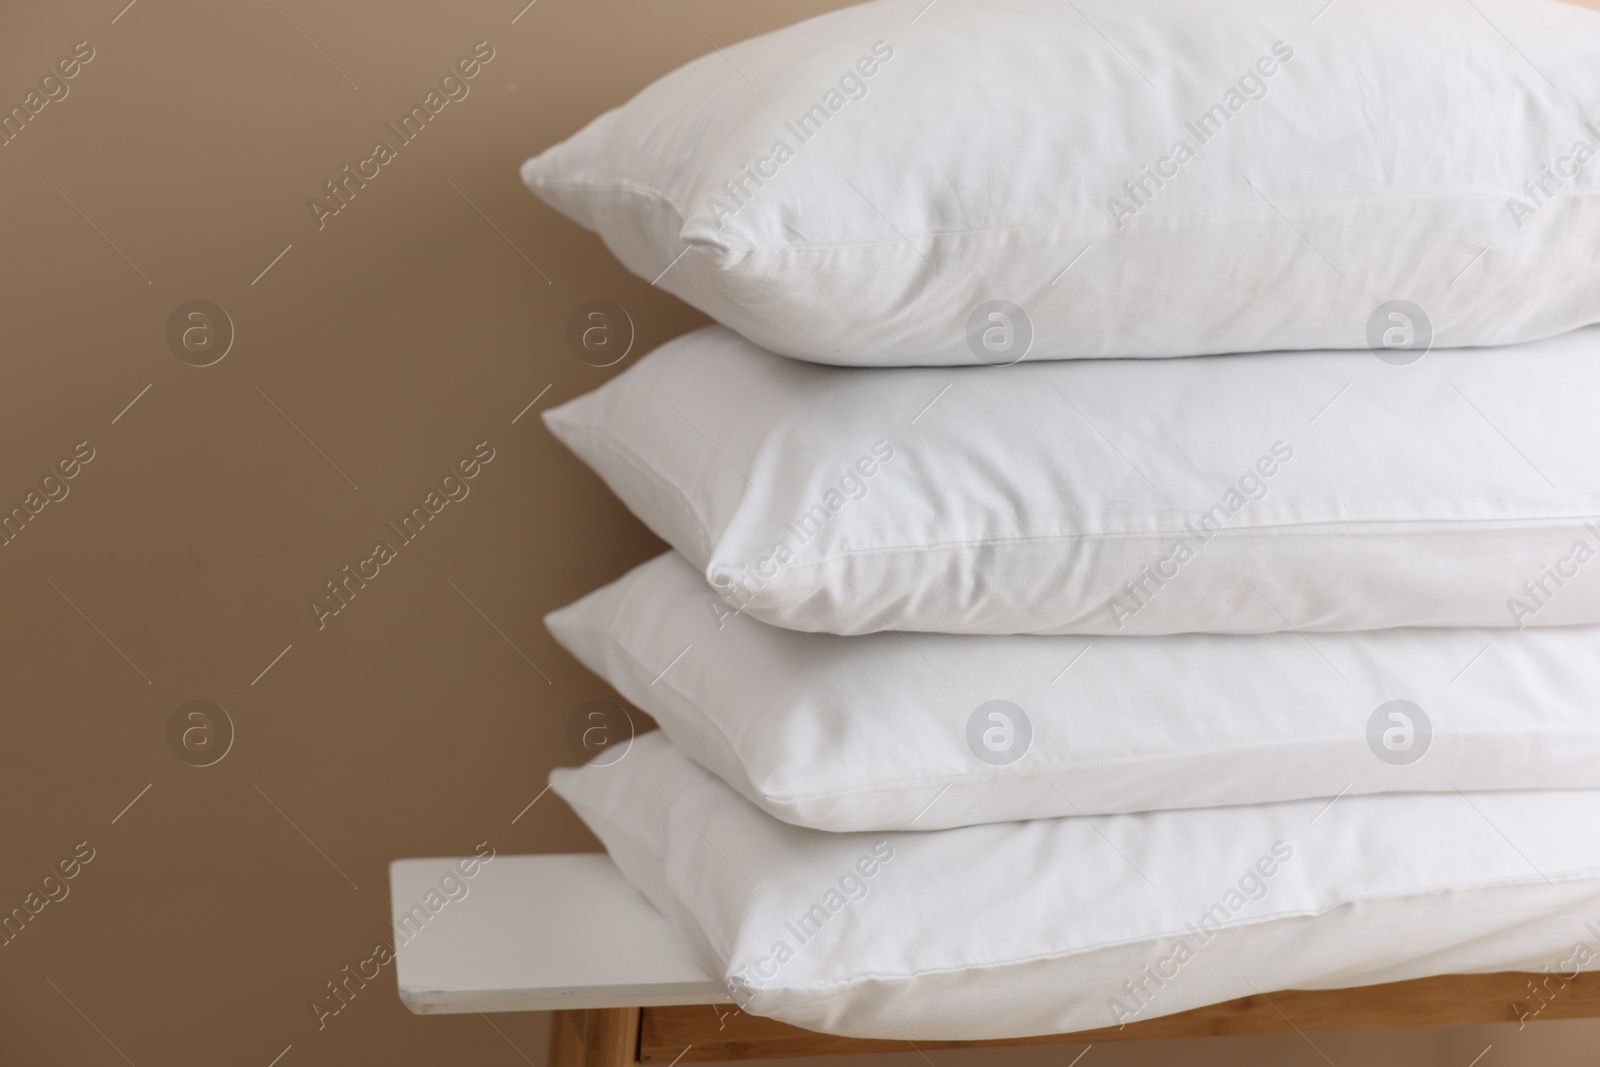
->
xmin=390 ymin=853 xmax=730 ymax=1014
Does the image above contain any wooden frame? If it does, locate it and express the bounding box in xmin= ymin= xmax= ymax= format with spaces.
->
xmin=551 ymin=1006 xmax=643 ymax=1066
xmin=551 ymin=971 xmax=1600 ymax=1066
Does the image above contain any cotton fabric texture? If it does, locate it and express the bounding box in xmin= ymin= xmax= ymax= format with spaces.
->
xmin=522 ymin=0 xmax=1600 ymax=366
xmin=552 ymin=732 xmax=1600 ymax=1040
xmin=545 ymin=325 xmax=1600 ymax=636
xmin=550 ymin=551 xmax=1600 ymax=828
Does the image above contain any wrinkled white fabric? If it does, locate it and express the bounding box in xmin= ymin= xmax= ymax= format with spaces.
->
xmin=553 ymin=732 xmax=1600 ymax=1040
xmin=523 ymin=0 xmax=1600 ymax=366
xmin=549 ymin=551 xmax=1600 ymax=828
xmin=546 ymin=325 xmax=1600 ymax=635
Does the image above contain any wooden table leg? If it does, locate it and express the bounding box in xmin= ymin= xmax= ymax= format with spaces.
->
xmin=550 ymin=1007 xmax=642 ymax=1067
xmin=549 ymin=1008 xmax=582 ymax=1067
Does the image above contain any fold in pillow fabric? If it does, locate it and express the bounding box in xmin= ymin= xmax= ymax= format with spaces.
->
xmin=545 ymin=325 xmax=1600 ymax=636
xmin=553 ymin=731 xmax=1600 ymax=1041
xmin=551 ymin=551 xmax=1600 ymax=828
xmin=522 ymin=0 xmax=1600 ymax=366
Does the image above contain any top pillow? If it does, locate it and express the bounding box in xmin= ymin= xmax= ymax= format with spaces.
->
xmin=522 ymin=0 xmax=1600 ymax=366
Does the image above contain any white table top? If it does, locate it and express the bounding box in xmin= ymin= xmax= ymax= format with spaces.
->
xmin=390 ymin=853 xmax=731 ymax=1014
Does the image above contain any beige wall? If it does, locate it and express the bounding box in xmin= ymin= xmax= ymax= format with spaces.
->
xmin=1 ymin=0 xmax=1597 ymax=1064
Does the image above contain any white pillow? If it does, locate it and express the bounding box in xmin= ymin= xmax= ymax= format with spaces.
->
xmin=550 ymin=551 xmax=1600 ymax=829
xmin=552 ymin=732 xmax=1600 ymax=1040
xmin=545 ymin=325 xmax=1600 ymax=636
xmin=521 ymin=0 xmax=1600 ymax=367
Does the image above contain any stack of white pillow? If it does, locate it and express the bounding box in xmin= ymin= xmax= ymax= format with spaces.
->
xmin=522 ymin=0 xmax=1600 ymax=1041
